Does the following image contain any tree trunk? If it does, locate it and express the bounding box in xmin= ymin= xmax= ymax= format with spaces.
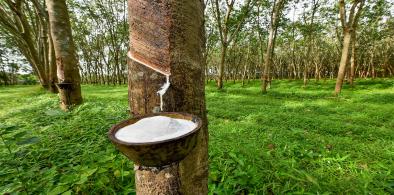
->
xmin=262 ymin=35 xmax=273 ymax=91
xmin=348 ymin=30 xmax=356 ymax=86
xmin=314 ymin=62 xmax=320 ymax=82
xmin=217 ymin=45 xmax=227 ymax=89
xmin=135 ymin=163 xmax=181 ymax=194
xmin=303 ymin=64 xmax=308 ymax=87
xmin=303 ymin=0 xmax=318 ymax=87
xmin=262 ymin=0 xmax=283 ymax=93
xmin=128 ymin=0 xmax=208 ymax=194
xmin=47 ymin=24 xmax=58 ymax=93
xmin=262 ymin=22 xmax=275 ymax=93
xmin=46 ymin=0 xmax=83 ymax=110
xmin=335 ymin=0 xmax=364 ymax=95
xmin=334 ymin=30 xmax=351 ymax=96
xmin=371 ymin=51 xmax=375 ymax=79
xmin=241 ymin=48 xmax=250 ymax=86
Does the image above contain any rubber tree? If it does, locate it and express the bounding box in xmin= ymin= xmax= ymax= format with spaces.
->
xmin=302 ymin=0 xmax=320 ymax=87
xmin=127 ymin=0 xmax=208 ymax=194
xmin=334 ymin=0 xmax=364 ymax=96
xmin=70 ymin=0 xmax=128 ymax=85
xmin=349 ymin=28 xmax=357 ymax=86
xmin=211 ymin=0 xmax=253 ymax=89
xmin=0 ymin=0 xmax=58 ymax=92
xmin=261 ymin=0 xmax=286 ymax=93
xmin=46 ymin=0 xmax=83 ymax=109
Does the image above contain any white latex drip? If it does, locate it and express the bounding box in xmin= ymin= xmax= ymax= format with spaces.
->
xmin=115 ymin=116 xmax=196 ymax=143
xmin=157 ymin=75 xmax=170 ymax=111
xmin=127 ymin=51 xmax=171 ymax=111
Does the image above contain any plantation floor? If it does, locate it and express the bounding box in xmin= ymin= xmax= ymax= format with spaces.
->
xmin=1 ymin=79 xmax=394 ymax=194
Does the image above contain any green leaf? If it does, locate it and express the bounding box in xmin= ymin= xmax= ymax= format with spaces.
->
xmin=306 ymin=174 xmax=318 ymax=186
xmin=98 ymin=155 xmax=115 ymax=163
xmin=229 ymin=152 xmax=237 ymax=159
xmin=210 ymin=171 xmax=219 ymax=181
xmin=0 ymin=125 xmax=17 ymax=135
xmin=75 ymin=175 xmax=88 ymax=185
xmin=59 ymin=174 xmax=79 ymax=185
xmin=62 ymin=190 xmax=72 ymax=195
xmin=122 ymin=171 xmax=130 ymax=177
xmin=236 ymin=158 xmax=245 ymax=167
xmin=0 ymin=170 xmax=14 ymax=177
xmin=98 ymin=175 xmax=110 ymax=184
xmin=0 ymin=183 xmax=23 ymax=194
xmin=16 ymin=137 xmax=40 ymax=145
xmin=81 ymin=168 xmax=97 ymax=178
xmin=12 ymin=131 xmax=28 ymax=140
xmin=48 ymin=185 xmax=69 ymax=195
xmin=97 ymin=168 xmax=108 ymax=174
xmin=74 ymin=168 xmax=97 ymax=185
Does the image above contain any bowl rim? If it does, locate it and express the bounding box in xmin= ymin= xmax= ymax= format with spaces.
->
xmin=108 ymin=112 xmax=202 ymax=146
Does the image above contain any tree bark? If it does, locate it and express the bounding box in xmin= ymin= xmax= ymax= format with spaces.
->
xmin=217 ymin=45 xmax=227 ymax=89
xmin=349 ymin=31 xmax=356 ymax=86
xmin=303 ymin=64 xmax=308 ymax=87
xmin=241 ymin=46 xmax=250 ymax=86
xmin=135 ymin=163 xmax=181 ymax=195
xmin=334 ymin=0 xmax=364 ymax=95
xmin=47 ymin=21 xmax=58 ymax=93
xmin=335 ymin=30 xmax=351 ymax=95
xmin=304 ymin=0 xmax=319 ymax=87
xmin=262 ymin=0 xmax=284 ymax=93
xmin=128 ymin=0 xmax=208 ymax=194
xmin=46 ymin=0 xmax=83 ymax=109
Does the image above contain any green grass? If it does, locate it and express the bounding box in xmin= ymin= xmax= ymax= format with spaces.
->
xmin=1 ymin=79 xmax=394 ymax=194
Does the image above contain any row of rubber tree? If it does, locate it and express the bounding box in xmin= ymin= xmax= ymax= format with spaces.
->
xmin=67 ymin=0 xmax=393 ymax=93
xmin=208 ymin=0 xmax=392 ymax=96
xmin=0 ymin=0 xmax=129 ymax=87
xmin=1 ymin=0 xmax=393 ymax=96
xmin=66 ymin=0 xmax=392 ymax=91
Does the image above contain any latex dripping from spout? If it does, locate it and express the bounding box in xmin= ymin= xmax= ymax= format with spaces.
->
xmin=157 ymin=74 xmax=170 ymax=111
xmin=127 ymin=51 xmax=170 ymax=111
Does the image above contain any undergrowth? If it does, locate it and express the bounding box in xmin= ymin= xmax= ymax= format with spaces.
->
xmin=1 ymin=79 xmax=393 ymax=194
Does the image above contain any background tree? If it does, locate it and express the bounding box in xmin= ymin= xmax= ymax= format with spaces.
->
xmin=1 ymin=0 xmax=393 ymax=92
xmin=261 ymin=0 xmax=287 ymax=93
xmin=300 ymin=0 xmax=320 ymax=87
xmin=46 ymin=0 xmax=82 ymax=109
xmin=356 ymin=0 xmax=394 ymax=79
xmin=68 ymin=0 xmax=128 ymax=85
xmin=212 ymin=0 xmax=253 ymax=89
xmin=0 ymin=0 xmax=57 ymax=92
xmin=334 ymin=0 xmax=364 ymax=95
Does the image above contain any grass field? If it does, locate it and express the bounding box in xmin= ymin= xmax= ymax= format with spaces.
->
xmin=1 ymin=79 xmax=394 ymax=194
